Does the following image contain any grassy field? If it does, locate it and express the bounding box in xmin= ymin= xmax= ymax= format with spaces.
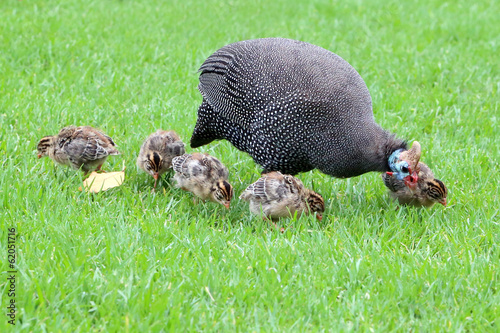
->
xmin=1 ymin=0 xmax=499 ymax=331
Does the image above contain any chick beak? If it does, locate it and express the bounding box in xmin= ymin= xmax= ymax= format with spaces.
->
xmin=153 ymin=173 xmax=159 ymax=188
xmin=37 ymin=154 xmax=42 ymax=159
xmin=439 ymin=198 xmax=447 ymax=207
xmin=316 ymin=214 xmax=323 ymax=221
xmin=223 ymin=202 xmax=230 ymax=209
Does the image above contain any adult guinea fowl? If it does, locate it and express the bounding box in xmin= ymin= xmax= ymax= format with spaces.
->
xmin=191 ymin=38 xmax=416 ymax=183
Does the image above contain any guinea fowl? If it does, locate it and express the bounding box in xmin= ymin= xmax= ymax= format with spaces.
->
xmin=137 ymin=130 xmax=185 ymax=188
xmin=191 ymin=38 xmax=418 ymax=185
xmin=37 ymin=125 xmax=120 ymax=173
xmin=382 ymin=162 xmax=448 ymax=207
xmin=172 ymin=152 xmax=233 ymax=208
xmin=240 ymin=171 xmax=325 ymax=220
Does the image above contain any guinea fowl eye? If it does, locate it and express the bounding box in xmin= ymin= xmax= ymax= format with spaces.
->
xmin=401 ymin=166 xmax=409 ymax=173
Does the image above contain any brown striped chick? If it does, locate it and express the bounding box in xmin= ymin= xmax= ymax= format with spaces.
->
xmin=382 ymin=162 xmax=448 ymax=207
xmin=239 ymin=172 xmax=325 ymax=220
xmin=172 ymin=152 xmax=233 ymax=208
xmin=137 ymin=130 xmax=185 ymax=188
xmin=37 ymin=125 xmax=120 ymax=173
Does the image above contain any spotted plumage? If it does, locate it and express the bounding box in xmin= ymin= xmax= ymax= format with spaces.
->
xmin=137 ymin=130 xmax=185 ymax=188
xmin=191 ymin=38 xmax=416 ymax=183
xmin=37 ymin=125 xmax=120 ymax=173
xmin=172 ymin=152 xmax=233 ymax=208
xmin=240 ymin=171 xmax=325 ymax=220
xmin=382 ymin=162 xmax=448 ymax=207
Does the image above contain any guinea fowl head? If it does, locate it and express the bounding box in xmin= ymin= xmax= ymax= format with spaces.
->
xmin=306 ymin=190 xmax=325 ymax=221
xmin=424 ymin=178 xmax=448 ymax=206
xmin=212 ymin=180 xmax=233 ymax=209
xmin=387 ymin=141 xmax=421 ymax=189
xmin=143 ymin=152 xmax=164 ymax=188
xmin=37 ymin=136 xmax=56 ymax=158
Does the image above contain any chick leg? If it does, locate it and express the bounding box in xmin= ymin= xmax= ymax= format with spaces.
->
xmin=264 ymin=216 xmax=285 ymax=233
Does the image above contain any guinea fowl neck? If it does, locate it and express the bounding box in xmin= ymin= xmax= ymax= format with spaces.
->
xmin=367 ymin=127 xmax=407 ymax=173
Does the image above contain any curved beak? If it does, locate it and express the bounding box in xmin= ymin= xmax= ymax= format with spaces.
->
xmin=223 ymin=201 xmax=230 ymax=209
xmin=37 ymin=154 xmax=42 ymax=159
xmin=439 ymin=198 xmax=447 ymax=206
xmin=316 ymin=214 xmax=323 ymax=221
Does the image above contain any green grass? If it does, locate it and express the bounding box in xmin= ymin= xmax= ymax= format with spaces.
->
xmin=1 ymin=0 xmax=499 ymax=331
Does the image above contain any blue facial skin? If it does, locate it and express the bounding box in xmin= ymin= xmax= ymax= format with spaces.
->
xmin=388 ymin=149 xmax=411 ymax=180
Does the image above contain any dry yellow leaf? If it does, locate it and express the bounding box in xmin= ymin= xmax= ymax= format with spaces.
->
xmin=80 ymin=170 xmax=125 ymax=193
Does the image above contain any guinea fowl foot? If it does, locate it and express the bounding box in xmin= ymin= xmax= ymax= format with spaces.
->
xmin=95 ymin=164 xmax=106 ymax=173
xmin=263 ymin=217 xmax=289 ymax=233
xmin=272 ymin=223 xmax=286 ymax=234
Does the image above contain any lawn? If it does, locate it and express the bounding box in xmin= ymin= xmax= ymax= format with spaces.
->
xmin=0 ymin=0 xmax=499 ymax=331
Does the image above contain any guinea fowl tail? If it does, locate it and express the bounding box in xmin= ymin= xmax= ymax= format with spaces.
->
xmin=190 ymin=127 xmax=214 ymax=148
xmin=190 ymin=100 xmax=219 ymax=148
xmin=108 ymin=147 xmax=121 ymax=155
xmin=167 ymin=141 xmax=186 ymax=156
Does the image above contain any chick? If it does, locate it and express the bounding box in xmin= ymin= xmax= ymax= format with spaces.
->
xmin=240 ymin=171 xmax=325 ymax=220
xmin=382 ymin=162 xmax=448 ymax=207
xmin=37 ymin=125 xmax=120 ymax=173
xmin=137 ymin=130 xmax=185 ymax=188
xmin=172 ymin=152 xmax=233 ymax=208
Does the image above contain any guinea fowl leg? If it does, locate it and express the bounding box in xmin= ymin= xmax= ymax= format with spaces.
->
xmin=96 ymin=164 xmax=106 ymax=173
xmin=264 ymin=216 xmax=286 ymax=233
